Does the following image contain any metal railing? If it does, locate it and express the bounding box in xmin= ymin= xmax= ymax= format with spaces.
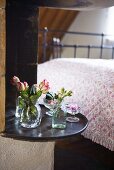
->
xmin=39 ymin=27 xmax=114 ymax=62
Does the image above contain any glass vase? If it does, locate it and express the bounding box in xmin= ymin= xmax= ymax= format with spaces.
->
xmin=20 ymin=102 xmax=42 ymax=128
xmin=52 ymin=105 xmax=67 ymax=129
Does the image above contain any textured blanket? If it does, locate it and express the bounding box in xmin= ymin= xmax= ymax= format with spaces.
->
xmin=38 ymin=58 xmax=114 ymax=151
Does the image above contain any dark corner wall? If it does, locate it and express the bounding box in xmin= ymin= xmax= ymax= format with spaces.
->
xmin=6 ymin=0 xmax=39 ymax=109
xmin=5 ymin=0 xmax=78 ymax=111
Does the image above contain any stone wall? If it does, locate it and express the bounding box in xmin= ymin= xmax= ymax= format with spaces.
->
xmin=0 ymin=0 xmax=5 ymax=132
xmin=0 ymin=136 xmax=54 ymax=170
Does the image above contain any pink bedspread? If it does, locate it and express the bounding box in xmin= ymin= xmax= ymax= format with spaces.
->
xmin=38 ymin=58 xmax=114 ymax=151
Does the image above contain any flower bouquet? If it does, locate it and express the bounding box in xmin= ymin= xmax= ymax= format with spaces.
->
xmin=11 ymin=76 xmax=50 ymax=128
xmin=44 ymin=88 xmax=72 ymax=115
xmin=44 ymin=88 xmax=73 ymax=129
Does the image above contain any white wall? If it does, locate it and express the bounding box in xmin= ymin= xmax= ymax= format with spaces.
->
xmin=61 ymin=8 xmax=113 ymax=59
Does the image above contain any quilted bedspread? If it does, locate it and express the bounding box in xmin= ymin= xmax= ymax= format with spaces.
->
xmin=38 ymin=58 xmax=114 ymax=151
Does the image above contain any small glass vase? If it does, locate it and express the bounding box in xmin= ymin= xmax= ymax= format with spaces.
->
xmin=52 ymin=105 xmax=67 ymax=129
xmin=43 ymin=98 xmax=58 ymax=116
xmin=20 ymin=102 xmax=42 ymax=128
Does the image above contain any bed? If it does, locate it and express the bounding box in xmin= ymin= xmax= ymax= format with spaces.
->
xmin=37 ymin=58 xmax=114 ymax=151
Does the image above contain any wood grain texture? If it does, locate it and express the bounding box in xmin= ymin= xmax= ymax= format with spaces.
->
xmin=0 ymin=7 xmax=5 ymax=132
xmin=0 ymin=76 xmax=5 ymax=132
xmin=0 ymin=0 xmax=5 ymax=8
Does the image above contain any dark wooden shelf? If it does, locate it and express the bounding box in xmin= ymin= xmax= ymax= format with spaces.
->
xmin=3 ymin=105 xmax=88 ymax=141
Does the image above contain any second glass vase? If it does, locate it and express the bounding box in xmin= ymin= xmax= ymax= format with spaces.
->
xmin=52 ymin=105 xmax=67 ymax=129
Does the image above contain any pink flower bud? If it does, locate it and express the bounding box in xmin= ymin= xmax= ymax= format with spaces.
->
xmin=39 ymin=79 xmax=50 ymax=94
xmin=24 ymin=82 xmax=29 ymax=90
xmin=16 ymin=82 xmax=25 ymax=91
xmin=39 ymin=80 xmax=45 ymax=89
xmin=11 ymin=76 xmax=20 ymax=85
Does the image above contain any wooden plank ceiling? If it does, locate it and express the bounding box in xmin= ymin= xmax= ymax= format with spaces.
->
xmin=38 ymin=7 xmax=78 ymax=63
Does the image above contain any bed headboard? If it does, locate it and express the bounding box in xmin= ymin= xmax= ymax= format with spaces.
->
xmin=38 ymin=28 xmax=114 ymax=63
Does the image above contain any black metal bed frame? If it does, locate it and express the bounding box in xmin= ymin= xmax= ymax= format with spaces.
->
xmin=39 ymin=27 xmax=114 ymax=62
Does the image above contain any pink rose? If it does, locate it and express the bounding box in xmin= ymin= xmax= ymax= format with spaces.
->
xmin=11 ymin=76 xmax=20 ymax=85
xmin=39 ymin=79 xmax=50 ymax=94
xmin=16 ymin=82 xmax=25 ymax=91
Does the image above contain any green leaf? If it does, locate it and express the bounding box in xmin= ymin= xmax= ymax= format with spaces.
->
xmin=30 ymin=95 xmax=38 ymax=104
xmin=19 ymin=98 xmax=25 ymax=108
xmin=36 ymin=90 xmax=42 ymax=98
xmin=20 ymin=91 xmax=29 ymax=99
xmin=46 ymin=92 xmax=54 ymax=100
